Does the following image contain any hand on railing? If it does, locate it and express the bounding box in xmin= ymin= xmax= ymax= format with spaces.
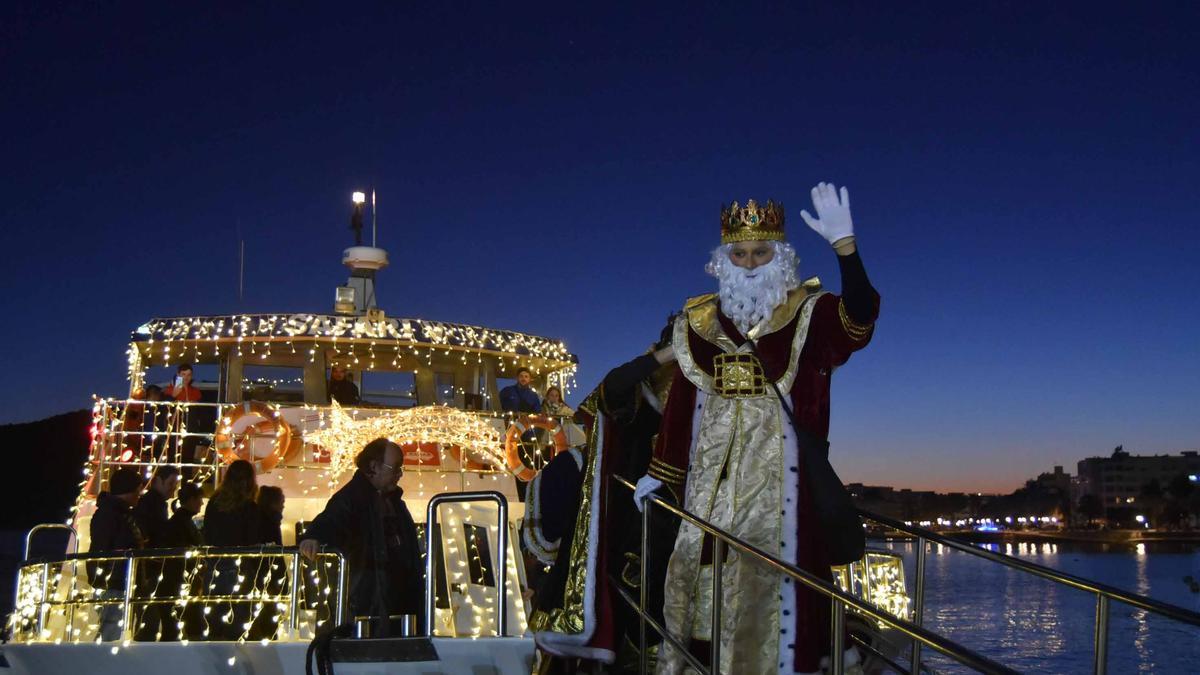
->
xmin=633 ymin=474 xmax=664 ymax=513
xmin=298 ymin=538 xmax=320 ymax=562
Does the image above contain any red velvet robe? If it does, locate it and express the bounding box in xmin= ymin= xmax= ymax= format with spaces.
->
xmin=650 ymin=289 xmax=878 ymax=673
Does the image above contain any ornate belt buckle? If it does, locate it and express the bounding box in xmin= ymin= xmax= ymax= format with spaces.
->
xmin=713 ymin=352 xmax=766 ymax=398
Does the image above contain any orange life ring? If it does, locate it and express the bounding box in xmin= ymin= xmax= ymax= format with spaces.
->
xmin=214 ymin=401 xmax=293 ymax=473
xmin=504 ymin=415 xmax=568 ymax=481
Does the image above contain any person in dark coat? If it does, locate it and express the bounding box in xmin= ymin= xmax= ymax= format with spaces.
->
xmin=131 ymin=464 xmax=180 ymax=640
xmin=133 ymin=465 xmax=179 ymax=546
xmin=327 ymin=365 xmax=361 ymax=406
xmin=158 ymin=482 xmax=205 ymax=641
xmin=255 ymin=485 xmax=285 ymax=545
xmin=163 ymin=482 xmax=205 ymax=548
xmin=299 ymin=438 xmax=424 ymax=636
xmin=202 ymin=459 xmax=260 ymax=640
xmin=500 ymin=367 xmax=542 ymax=413
xmin=247 ymin=485 xmax=288 ymax=640
xmin=88 ymin=467 xmax=147 ymax=641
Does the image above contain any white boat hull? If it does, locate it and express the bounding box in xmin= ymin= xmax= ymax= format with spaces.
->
xmin=0 ymin=637 xmax=534 ymax=674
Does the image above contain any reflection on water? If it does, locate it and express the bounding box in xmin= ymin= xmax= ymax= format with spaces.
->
xmin=880 ymin=539 xmax=1200 ymax=674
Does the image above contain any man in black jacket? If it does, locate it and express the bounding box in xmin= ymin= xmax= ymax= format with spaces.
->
xmin=89 ymin=467 xmax=147 ymax=641
xmin=130 ymin=464 xmax=179 ymax=640
xmin=133 ymin=465 xmax=179 ymax=546
xmin=299 ymin=438 xmax=423 ymax=635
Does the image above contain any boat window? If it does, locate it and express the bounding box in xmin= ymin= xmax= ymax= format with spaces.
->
xmin=360 ymin=371 xmax=416 ymax=408
xmin=463 ymin=523 xmax=496 ymax=587
xmin=435 ymin=372 xmax=456 ymax=406
xmin=242 ymin=365 xmax=305 ymax=403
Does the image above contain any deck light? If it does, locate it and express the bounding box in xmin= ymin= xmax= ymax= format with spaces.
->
xmin=351 ymin=191 xmax=366 ymax=204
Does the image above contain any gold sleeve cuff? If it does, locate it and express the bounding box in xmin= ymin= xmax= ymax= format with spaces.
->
xmin=838 ymin=298 xmax=874 ymax=341
xmin=648 ymin=457 xmax=686 ymax=485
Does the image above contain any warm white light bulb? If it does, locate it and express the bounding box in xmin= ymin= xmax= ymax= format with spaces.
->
xmin=352 ymin=191 xmax=366 ymax=204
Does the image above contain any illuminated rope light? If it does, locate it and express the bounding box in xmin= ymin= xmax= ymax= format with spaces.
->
xmin=306 ymin=402 xmax=504 ymax=479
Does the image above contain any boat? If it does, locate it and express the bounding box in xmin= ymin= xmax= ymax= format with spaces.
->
xmin=0 ymin=194 xmax=920 ymax=674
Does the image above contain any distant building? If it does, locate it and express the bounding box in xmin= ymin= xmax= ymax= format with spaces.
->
xmin=1075 ymin=447 xmax=1200 ymax=507
xmin=1031 ymin=465 xmax=1071 ymax=492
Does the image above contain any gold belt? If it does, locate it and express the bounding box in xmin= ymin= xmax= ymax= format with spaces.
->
xmin=712 ymin=352 xmax=767 ymax=398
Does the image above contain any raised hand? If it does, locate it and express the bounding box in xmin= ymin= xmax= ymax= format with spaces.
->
xmin=799 ymin=182 xmax=854 ymax=246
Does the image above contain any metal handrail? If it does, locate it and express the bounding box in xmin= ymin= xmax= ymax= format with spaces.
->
xmin=23 ymin=524 xmax=78 ymax=562
xmin=859 ymin=509 xmax=1200 ymax=674
xmin=424 ymin=491 xmax=509 ymax=638
xmin=9 ymin=540 xmax=348 ymax=643
xmin=612 ymin=475 xmax=1014 ymax=675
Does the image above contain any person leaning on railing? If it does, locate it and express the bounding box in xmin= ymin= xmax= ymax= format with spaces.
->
xmin=87 ymin=467 xmax=147 ymax=641
xmin=299 ymin=438 xmax=424 ymax=636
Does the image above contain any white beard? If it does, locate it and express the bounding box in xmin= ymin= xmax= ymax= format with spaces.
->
xmin=707 ymin=242 xmax=800 ymax=335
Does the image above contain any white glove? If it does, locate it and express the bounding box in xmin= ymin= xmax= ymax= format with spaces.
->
xmin=799 ymin=182 xmax=854 ymax=246
xmin=633 ymin=474 xmax=664 ymax=513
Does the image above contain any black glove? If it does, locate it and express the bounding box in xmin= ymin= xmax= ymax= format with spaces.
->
xmin=655 ymin=311 xmax=679 ymax=351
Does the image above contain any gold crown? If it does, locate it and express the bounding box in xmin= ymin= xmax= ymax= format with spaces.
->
xmin=720 ymin=199 xmax=785 ymax=244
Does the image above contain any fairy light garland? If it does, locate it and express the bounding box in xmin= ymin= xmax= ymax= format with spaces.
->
xmin=306 ymin=402 xmax=504 ymax=480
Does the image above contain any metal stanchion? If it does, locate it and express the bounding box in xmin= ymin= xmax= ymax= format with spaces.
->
xmin=910 ymin=536 xmax=927 ymax=674
xmin=831 ymin=600 xmax=845 ymax=674
xmin=710 ymin=539 xmax=724 ymax=674
xmin=1094 ymin=594 xmax=1110 ymax=675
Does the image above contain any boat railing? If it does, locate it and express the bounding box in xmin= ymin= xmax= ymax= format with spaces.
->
xmin=858 ymin=509 xmax=1200 ymax=675
xmin=611 ymin=475 xmax=1015 ymax=675
xmin=424 ymin=490 xmax=509 ymax=637
xmin=7 ymin=542 xmax=347 ymax=645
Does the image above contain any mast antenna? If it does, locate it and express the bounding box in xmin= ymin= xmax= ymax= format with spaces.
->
xmin=371 ymin=189 xmax=377 ymax=247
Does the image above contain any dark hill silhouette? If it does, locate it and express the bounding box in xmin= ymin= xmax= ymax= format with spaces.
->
xmin=0 ymin=410 xmax=89 ymax=616
xmin=0 ymin=410 xmax=91 ymax=530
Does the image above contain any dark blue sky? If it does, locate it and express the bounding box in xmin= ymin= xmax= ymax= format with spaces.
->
xmin=2 ymin=2 xmax=1197 ymax=492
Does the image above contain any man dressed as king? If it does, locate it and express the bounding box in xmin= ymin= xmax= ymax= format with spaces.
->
xmin=635 ymin=182 xmax=880 ymax=674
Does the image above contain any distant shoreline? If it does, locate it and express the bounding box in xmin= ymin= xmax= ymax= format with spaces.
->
xmin=872 ymin=529 xmax=1200 ymax=545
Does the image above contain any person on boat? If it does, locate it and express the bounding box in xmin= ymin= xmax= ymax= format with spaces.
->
xmin=164 ymin=482 xmax=205 ymax=548
xmin=131 ymin=464 xmax=180 ymax=640
xmin=249 ymin=485 xmax=288 ymax=640
xmin=162 ymin=363 xmax=215 ymax=469
xmin=541 ymin=385 xmax=573 ymax=418
xmin=327 ymin=364 xmax=361 ymax=406
xmin=636 ymin=184 xmax=879 ymax=675
xmin=500 ymin=367 xmax=542 ymax=413
xmin=88 ymin=467 xmax=147 ymax=641
xmin=133 ymin=464 xmax=180 ymax=546
xmin=163 ymin=363 xmax=202 ymax=402
xmin=158 ymin=482 xmax=205 ymax=641
xmin=256 ymin=485 xmax=286 ymax=545
xmin=524 ymin=323 xmax=678 ymax=671
xmin=203 ymin=459 xmax=261 ymax=640
xmin=299 ymin=438 xmax=424 ymax=635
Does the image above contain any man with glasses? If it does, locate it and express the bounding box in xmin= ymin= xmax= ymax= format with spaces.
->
xmin=300 ymin=437 xmax=423 ymax=635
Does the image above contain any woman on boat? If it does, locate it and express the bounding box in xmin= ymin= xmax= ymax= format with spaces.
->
xmin=203 ymin=460 xmax=261 ymax=640
xmin=541 ymin=385 xmax=573 ymax=417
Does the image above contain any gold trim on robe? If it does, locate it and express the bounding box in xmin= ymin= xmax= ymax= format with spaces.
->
xmin=657 ymin=288 xmax=823 ymax=675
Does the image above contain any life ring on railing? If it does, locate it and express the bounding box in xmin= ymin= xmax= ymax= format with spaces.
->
xmin=214 ymin=401 xmax=293 ymax=473
xmin=504 ymin=415 xmax=568 ymax=481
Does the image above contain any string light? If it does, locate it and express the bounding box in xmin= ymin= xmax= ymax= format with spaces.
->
xmin=306 ymin=402 xmax=504 ymax=480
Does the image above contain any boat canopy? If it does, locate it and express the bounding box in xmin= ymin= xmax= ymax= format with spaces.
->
xmin=126 ymin=312 xmax=577 ymax=408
